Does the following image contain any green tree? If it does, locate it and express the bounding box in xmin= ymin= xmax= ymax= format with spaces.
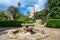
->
xmin=0 ymin=12 xmax=7 ymax=20
xmin=8 ymin=6 xmax=19 ymax=19
xmin=34 ymin=9 xmax=48 ymax=19
xmin=34 ymin=12 xmax=42 ymax=19
xmin=18 ymin=2 xmax=21 ymax=10
xmin=48 ymin=0 xmax=60 ymax=19
xmin=16 ymin=13 xmax=26 ymax=19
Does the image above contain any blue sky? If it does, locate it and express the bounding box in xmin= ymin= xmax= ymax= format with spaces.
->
xmin=0 ymin=0 xmax=47 ymax=15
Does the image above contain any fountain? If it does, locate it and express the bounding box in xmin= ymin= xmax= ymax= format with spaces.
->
xmin=5 ymin=23 xmax=51 ymax=40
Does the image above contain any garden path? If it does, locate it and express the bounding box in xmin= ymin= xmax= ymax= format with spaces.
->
xmin=35 ymin=20 xmax=60 ymax=40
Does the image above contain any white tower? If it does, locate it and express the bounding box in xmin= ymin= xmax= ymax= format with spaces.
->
xmin=29 ymin=6 xmax=35 ymax=18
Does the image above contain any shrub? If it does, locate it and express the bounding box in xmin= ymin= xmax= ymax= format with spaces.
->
xmin=46 ymin=19 xmax=60 ymax=28
xmin=41 ymin=18 xmax=48 ymax=24
xmin=18 ymin=17 xmax=35 ymax=23
xmin=18 ymin=17 xmax=29 ymax=22
xmin=26 ymin=19 xmax=35 ymax=23
xmin=0 ymin=20 xmax=22 ymax=27
xmin=41 ymin=13 xmax=52 ymax=25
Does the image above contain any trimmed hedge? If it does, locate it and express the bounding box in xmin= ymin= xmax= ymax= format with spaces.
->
xmin=46 ymin=19 xmax=60 ymax=28
xmin=0 ymin=20 xmax=22 ymax=27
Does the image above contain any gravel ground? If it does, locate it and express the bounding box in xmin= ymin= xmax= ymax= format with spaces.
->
xmin=0 ymin=27 xmax=20 ymax=40
xmin=0 ymin=26 xmax=60 ymax=40
xmin=43 ymin=28 xmax=60 ymax=40
xmin=34 ymin=26 xmax=60 ymax=40
xmin=0 ymin=33 xmax=7 ymax=40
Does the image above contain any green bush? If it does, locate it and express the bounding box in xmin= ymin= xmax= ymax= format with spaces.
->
xmin=41 ymin=13 xmax=52 ymax=25
xmin=0 ymin=20 xmax=22 ymax=27
xmin=18 ymin=17 xmax=29 ymax=22
xmin=18 ymin=17 xmax=35 ymax=23
xmin=46 ymin=19 xmax=60 ymax=28
xmin=41 ymin=18 xmax=48 ymax=24
xmin=48 ymin=0 xmax=60 ymax=19
xmin=26 ymin=19 xmax=35 ymax=23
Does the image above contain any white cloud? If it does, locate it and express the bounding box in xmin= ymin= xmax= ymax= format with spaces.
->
xmin=27 ymin=0 xmax=47 ymax=12
xmin=34 ymin=0 xmax=47 ymax=11
xmin=0 ymin=0 xmax=36 ymax=7
xmin=0 ymin=0 xmax=26 ymax=7
xmin=0 ymin=0 xmax=47 ymax=11
xmin=0 ymin=0 xmax=40 ymax=6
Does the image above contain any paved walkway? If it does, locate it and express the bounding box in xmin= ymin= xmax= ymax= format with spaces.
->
xmin=35 ymin=26 xmax=60 ymax=40
xmin=35 ymin=20 xmax=60 ymax=40
xmin=43 ymin=28 xmax=60 ymax=40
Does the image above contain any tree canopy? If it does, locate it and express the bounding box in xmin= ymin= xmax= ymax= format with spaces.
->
xmin=48 ymin=0 xmax=60 ymax=19
xmin=34 ymin=9 xmax=48 ymax=19
xmin=0 ymin=12 xmax=7 ymax=20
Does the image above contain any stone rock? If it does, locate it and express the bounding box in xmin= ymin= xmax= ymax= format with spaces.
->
xmin=16 ymin=32 xmax=36 ymax=40
xmin=16 ymin=32 xmax=26 ymax=40
xmin=18 ymin=27 xmax=25 ymax=32
xmin=8 ymin=29 xmax=18 ymax=39
xmin=41 ymin=30 xmax=46 ymax=34
xmin=33 ymin=29 xmax=41 ymax=33
xmin=8 ymin=32 xmax=16 ymax=39
xmin=33 ymin=28 xmax=46 ymax=35
xmin=25 ymin=32 xmax=31 ymax=36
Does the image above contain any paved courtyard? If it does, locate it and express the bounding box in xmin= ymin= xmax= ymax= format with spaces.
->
xmin=0 ymin=22 xmax=60 ymax=40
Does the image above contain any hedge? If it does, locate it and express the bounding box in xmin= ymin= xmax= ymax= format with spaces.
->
xmin=0 ymin=20 xmax=22 ymax=27
xmin=46 ymin=19 xmax=60 ymax=28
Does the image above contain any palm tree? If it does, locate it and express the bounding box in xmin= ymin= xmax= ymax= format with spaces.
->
xmin=18 ymin=2 xmax=21 ymax=10
xmin=27 ymin=12 xmax=29 ymax=16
